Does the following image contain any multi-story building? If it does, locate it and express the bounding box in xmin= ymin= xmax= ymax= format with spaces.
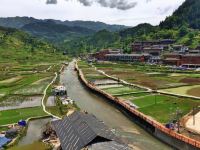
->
xmin=105 ymin=53 xmax=150 ymax=62
xmin=91 ymin=49 xmax=122 ymax=60
xmin=131 ymin=39 xmax=174 ymax=53
xmin=163 ymin=53 xmax=200 ymax=66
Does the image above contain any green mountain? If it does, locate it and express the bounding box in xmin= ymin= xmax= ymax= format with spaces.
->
xmin=64 ymin=30 xmax=120 ymax=55
xmin=0 ymin=17 xmax=128 ymax=50
xmin=160 ymin=0 xmax=200 ymax=29
xmin=0 ymin=17 xmax=128 ymax=32
xmin=21 ymin=20 xmax=95 ymax=44
xmin=61 ymin=20 xmax=127 ymax=32
xmin=0 ymin=17 xmax=39 ymax=29
xmin=119 ymin=23 xmax=157 ymax=38
xmin=0 ymin=26 xmax=64 ymax=63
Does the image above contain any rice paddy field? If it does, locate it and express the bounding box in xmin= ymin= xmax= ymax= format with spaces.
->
xmin=132 ymin=95 xmax=200 ymax=123
xmin=161 ymin=85 xmax=200 ymax=97
xmin=102 ymin=86 xmax=143 ymax=95
xmin=93 ymin=62 xmax=200 ymax=91
xmin=0 ymin=107 xmax=46 ymax=125
xmin=79 ymin=60 xmax=200 ymax=124
xmin=0 ymin=54 xmax=71 ymax=126
xmin=78 ymin=61 xmax=108 ymax=82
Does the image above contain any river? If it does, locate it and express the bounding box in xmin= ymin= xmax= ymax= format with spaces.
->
xmin=60 ymin=61 xmax=172 ymax=150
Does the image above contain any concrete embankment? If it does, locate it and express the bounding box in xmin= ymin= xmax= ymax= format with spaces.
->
xmin=75 ymin=62 xmax=200 ymax=150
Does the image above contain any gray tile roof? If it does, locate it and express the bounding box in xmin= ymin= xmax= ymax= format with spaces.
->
xmin=52 ymin=111 xmax=127 ymax=150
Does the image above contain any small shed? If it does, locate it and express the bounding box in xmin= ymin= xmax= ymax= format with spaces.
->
xmin=52 ymin=86 xmax=67 ymax=96
xmin=0 ymin=135 xmax=11 ymax=148
xmin=51 ymin=111 xmax=130 ymax=150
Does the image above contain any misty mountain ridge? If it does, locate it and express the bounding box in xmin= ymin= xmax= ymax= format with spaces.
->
xmin=0 ymin=17 xmax=128 ymax=32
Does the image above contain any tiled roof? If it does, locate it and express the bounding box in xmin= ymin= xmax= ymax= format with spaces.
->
xmin=52 ymin=112 xmax=126 ymax=150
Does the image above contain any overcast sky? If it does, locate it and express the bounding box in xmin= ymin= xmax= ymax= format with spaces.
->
xmin=0 ymin=0 xmax=185 ymax=26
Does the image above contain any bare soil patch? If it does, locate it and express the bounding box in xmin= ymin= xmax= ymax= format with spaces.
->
xmin=187 ymin=87 xmax=200 ymax=97
xmin=180 ymin=78 xmax=200 ymax=84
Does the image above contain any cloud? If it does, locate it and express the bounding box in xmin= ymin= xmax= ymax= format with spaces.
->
xmin=46 ymin=0 xmax=57 ymax=4
xmin=47 ymin=0 xmax=138 ymax=10
xmin=96 ymin=0 xmax=137 ymax=10
xmin=157 ymin=6 xmax=173 ymax=15
xmin=78 ymin=0 xmax=93 ymax=6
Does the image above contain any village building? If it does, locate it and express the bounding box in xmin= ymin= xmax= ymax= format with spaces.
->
xmin=91 ymin=49 xmax=122 ymax=61
xmin=131 ymin=39 xmax=174 ymax=53
xmin=51 ymin=111 xmax=130 ymax=150
xmin=172 ymin=45 xmax=189 ymax=54
xmin=105 ymin=53 xmax=150 ymax=62
xmin=163 ymin=53 xmax=200 ymax=66
xmin=142 ymin=45 xmax=164 ymax=56
xmin=188 ymin=49 xmax=200 ymax=54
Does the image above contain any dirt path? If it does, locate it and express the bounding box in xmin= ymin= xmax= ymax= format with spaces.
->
xmin=185 ymin=111 xmax=200 ymax=134
xmin=41 ymin=72 xmax=61 ymax=120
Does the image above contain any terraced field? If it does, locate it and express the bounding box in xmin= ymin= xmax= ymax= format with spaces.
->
xmin=0 ymin=107 xmax=46 ymax=125
xmin=0 ymin=57 xmax=70 ymax=126
xmin=94 ymin=62 xmax=200 ymax=90
xmin=79 ymin=61 xmax=200 ymax=124
xmin=161 ymin=85 xmax=200 ymax=97
xmin=102 ymin=86 xmax=143 ymax=95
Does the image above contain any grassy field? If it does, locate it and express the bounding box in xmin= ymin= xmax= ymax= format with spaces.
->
xmin=9 ymin=142 xmax=51 ymax=150
xmin=0 ymin=107 xmax=47 ymax=125
xmin=94 ymin=62 xmax=200 ymax=89
xmin=103 ymin=86 xmax=143 ymax=95
xmin=131 ymin=95 xmax=200 ymax=123
xmin=118 ymin=92 xmax=151 ymax=100
xmin=161 ymin=85 xmax=200 ymax=97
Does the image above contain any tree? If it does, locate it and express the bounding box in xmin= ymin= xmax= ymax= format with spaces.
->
xmin=179 ymin=25 xmax=189 ymax=37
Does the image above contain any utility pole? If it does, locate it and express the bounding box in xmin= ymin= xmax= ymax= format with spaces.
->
xmin=176 ymin=108 xmax=182 ymax=133
xmin=155 ymin=88 xmax=157 ymax=105
xmin=193 ymin=106 xmax=195 ymax=126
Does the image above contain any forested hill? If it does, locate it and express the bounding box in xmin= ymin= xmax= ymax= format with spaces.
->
xmin=0 ymin=17 xmax=128 ymax=32
xmin=160 ymin=0 xmax=200 ymax=29
xmin=21 ymin=20 xmax=95 ymax=43
xmin=0 ymin=26 xmax=63 ymax=63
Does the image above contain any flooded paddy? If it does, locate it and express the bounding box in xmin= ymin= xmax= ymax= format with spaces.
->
xmin=93 ymin=79 xmax=119 ymax=85
xmin=46 ymin=96 xmax=56 ymax=106
xmin=0 ymin=96 xmax=42 ymax=111
xmin=97 ymin=84 xmax=124 ymax=89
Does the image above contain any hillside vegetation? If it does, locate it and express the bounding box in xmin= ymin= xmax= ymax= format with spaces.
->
xmin=160 ymin=0 xmax=200 ymax=29
xmin=0 ymin=26 xmax=66 ymax=63
xmin=65 ymin=0 xmax=200 ymax=55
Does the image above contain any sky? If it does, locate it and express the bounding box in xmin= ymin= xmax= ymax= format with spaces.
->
xmin=0 ymin=0 xmax=185 ymax=26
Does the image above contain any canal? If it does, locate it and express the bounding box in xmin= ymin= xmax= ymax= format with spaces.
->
xmin=60 ymin=61 xmax=172 ymax=150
